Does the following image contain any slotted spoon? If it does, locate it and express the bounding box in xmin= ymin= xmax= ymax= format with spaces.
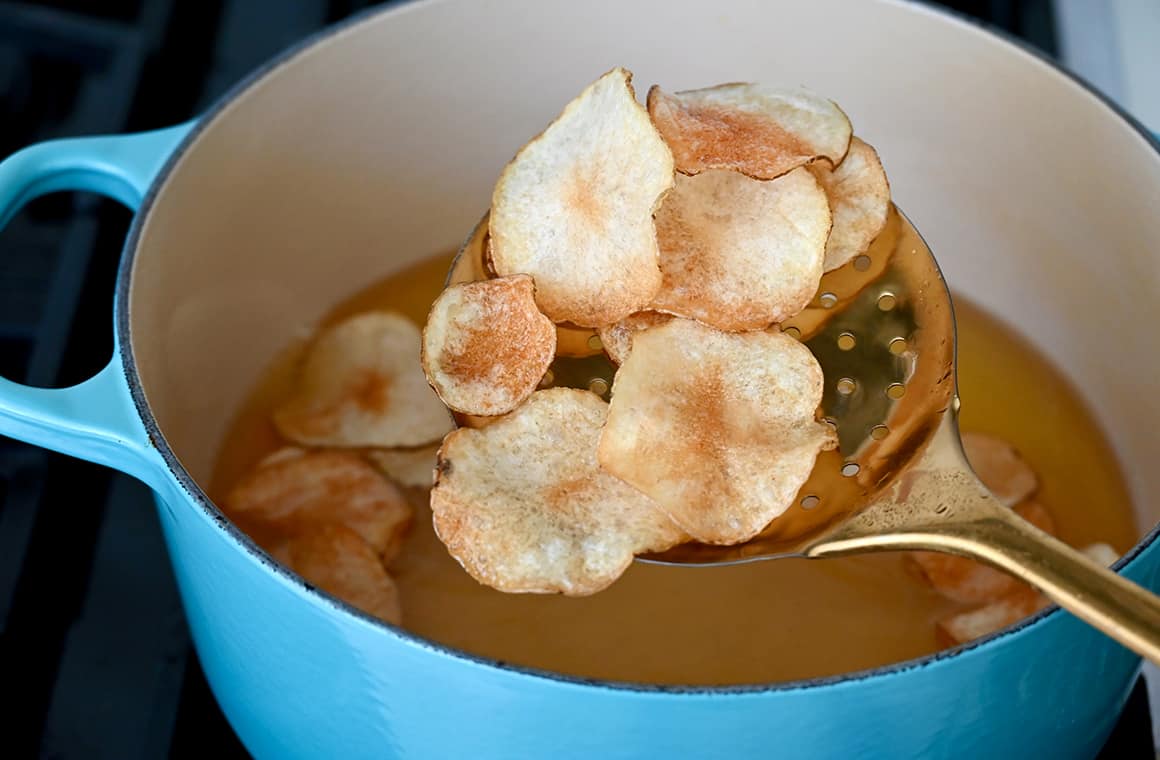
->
xmin=449 ymin=207 xmax=1160 ymax=663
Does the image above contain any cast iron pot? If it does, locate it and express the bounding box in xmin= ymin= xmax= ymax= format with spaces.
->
xmin=2 ymin=1 xmax=1159 ymax=757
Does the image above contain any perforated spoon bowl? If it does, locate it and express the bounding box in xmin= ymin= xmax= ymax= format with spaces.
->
xmin=450 ymin=207 xmax=1160 ymax=663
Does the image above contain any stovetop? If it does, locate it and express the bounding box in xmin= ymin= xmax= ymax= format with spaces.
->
xmin=0 ymin=1 xmax=1149 ymax=757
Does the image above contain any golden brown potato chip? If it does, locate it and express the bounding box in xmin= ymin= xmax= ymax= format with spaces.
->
xmin=647 ymin=83 xmax=852 ymax=179
xmin=489 ymin=68 xmax=674 ymax=327
xmin=274 ymin=312 xmax=453 ymax=448
xmin=910 ymin=554 xmax=1016 ymax=607
xmin=935 ymin=586 xmax=1049 ymax=647
xmin=1082 ymin=542 xmax=1120 ymax=567
xmin=431 ymin=388 xmax=686 ymax=595
xmin=651 ymin=168 xmax=830 ymax=330
xmin=422 ymin=275 xmax=556 ymax=416
xmin=597 ymin=311 xmax=674 ymax=365
xmin=225 ymin=449 xmax=413 ymax=563
xmin=365 ymin=444 xmax=440 ymax=489
xmin=258 ymin=446 xmax=305 ymax=467
xmin=962 ymin=431 xmax=1038 ymax=507
xmin=286 ymin=522 xmax=402 ymax=625
xmin=598 ymin=319 xmax=836 ymax=544
xmin=809 ymin=137 xmax=891 ymax=272
xmin=910 ymin=501 xmax=1055 ymax=605
xmin=1012 ymin=500 xmax=1055 ymax=535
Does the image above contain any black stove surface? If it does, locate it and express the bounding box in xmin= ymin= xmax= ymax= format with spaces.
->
xmin=0 ymin=1 xmax=1147 ymax=757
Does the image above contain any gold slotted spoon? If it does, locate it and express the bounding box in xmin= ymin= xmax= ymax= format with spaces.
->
xmin=450 ymin=207 xmax=1160 ymax=663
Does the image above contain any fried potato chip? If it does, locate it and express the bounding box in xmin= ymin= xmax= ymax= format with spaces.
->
xmin=910 ymin=554 xmax=1016 ymax=606
xmin=489 ymin=68 xmax=674 ymax=327
xmin=1082 ymin=542 xmax=1120 ymax=567
xmin=258 ymin=446 xmax=305 ymax=467
xmin=809 ymin=137 xmax=890 ymax=272
xmin=651 ymin=168 xmax=830 ymax=330
xmin=647 ymin=83 xmax=852 ymax=179
xmin=936 ymin=586 xmax=1049 ymax=647
xmin=597 ymin=311 xmax=674 ymax=365
xmin=225 ymin=449 xmax=413 ymax=562
xmin=274 ymin=312 xmax=453 ymax=448
xmin=962 ymin=431 xmax=1038 ymax=508
xmin=365 ymin=444 xmax=440 ymax=489
xmin=431 ymin=388 xmax=686 ymax=595
xmin=910 ymin=501 xmax=1055 ymax=605
xmin=598 ymin=319 xmax=836 ymax=544
xmin=1013 ymin=500 xmax=1055 ymax=535
xmin=286 ymin=522 xmax=402 ymax=625
xmin=422 ymin=275 xmax=556 ymax=416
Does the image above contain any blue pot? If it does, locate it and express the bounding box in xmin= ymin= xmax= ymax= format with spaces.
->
xmin=2 ymin=1 xmax=1160 ymax=757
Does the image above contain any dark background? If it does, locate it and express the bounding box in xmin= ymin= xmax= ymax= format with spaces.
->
xmin=0 ymin=1 xmax=1146 ymax=757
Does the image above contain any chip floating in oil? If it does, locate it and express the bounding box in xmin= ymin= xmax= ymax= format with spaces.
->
xmin=274 ymin=312 xmax=453 ymax=448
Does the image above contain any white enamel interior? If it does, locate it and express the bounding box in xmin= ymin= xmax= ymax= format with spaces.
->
xmin=127 ymin=0 xmax=1160 ymax=532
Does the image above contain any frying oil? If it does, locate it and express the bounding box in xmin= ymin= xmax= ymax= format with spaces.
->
xmin=211 ymin=253 xmax=1137 ymax=685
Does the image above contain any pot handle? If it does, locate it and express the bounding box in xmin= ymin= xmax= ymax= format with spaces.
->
xmin=0 ymin=122 xmax=194 ymax=487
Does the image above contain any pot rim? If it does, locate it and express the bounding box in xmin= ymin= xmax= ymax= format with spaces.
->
xmin=114 ymin=0 xmax=1160 ymax=695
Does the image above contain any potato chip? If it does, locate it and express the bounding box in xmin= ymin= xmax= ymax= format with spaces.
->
xmin=598 ymin=319 xmax=836 ymax=544
xmin=1012 ymin=500 xmax=1054 ymax=535
xmin=422 ymin=275 xmax=556 ymax=416
xmin=258 ymin=446 xmax=305 ymax=467
xmin=430 ymin=388 xmax=686 ymax=595
xmin=935 ymin=586 xmax=1049 ymax=647
xmin=274 ymin=312 xmax=453 ymax=448
xmin=225 ymin=449 xmax=413 ymax=562
xmin=650 ymin=168 xmax=830 ymax=330
xmin=910 ymin=501 xmax=1055 ymax=605
xmin=597 ymin=311 xmax=673 ymax=365
xmin=489 ymin=68 xmax=674 ymax=327
xmin=286 ymin=522 xmax=402 ymax=625
xmin=647 ymin=83 xmax=852 ymax=179
xmin=962 ymin=431 xmax=1038 ymax=507
xmin=1082 ymin=542 xmax=1120 ymax=567
xmin=809 ymin=137 xmax=891 ymax=272
xmin=365 ymin=444 xmax=440 ymax=489
xmin=910 ymin=554 xmax=1017 ymax=607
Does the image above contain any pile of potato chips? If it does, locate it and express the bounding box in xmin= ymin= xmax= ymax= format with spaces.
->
xmin=224 ymin=312 xmax=456 ymax=624
xmin=912 ymin=432 xmax=1118 ymax=644
xmin=423 ymin=68 xmax=895 ymax=595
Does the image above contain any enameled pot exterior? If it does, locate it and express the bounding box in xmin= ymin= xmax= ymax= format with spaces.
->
xmin=2 ymin=1 xmax=1160 ymax=757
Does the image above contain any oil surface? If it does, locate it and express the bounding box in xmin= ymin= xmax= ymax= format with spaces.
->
xmin=211 ymin=253 xmax=1138 ymax=685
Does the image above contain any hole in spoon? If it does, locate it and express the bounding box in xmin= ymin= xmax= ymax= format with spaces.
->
xmin=871 ymin=424 xmax=889 ymax=440
xmin=853 ymin=254 xmax=872 ymax=271
xmin=819 ymin=292 xmax=838 ymax=309
xmin=782 ymin=326 xmax=801 ymax=340
xmin=587 ymin=335 xmax=603 ymax=351
xmin=800 ymin=494 xmax=820 ymax=510
xmin=837 ymin=332 xmax=857 ymax=351
xmin=877 ymin=293 xmax=897 ymax=311
xmin=836 ymin=377 xmax=857 ymax=395
xmin=886 ymin=383 xmax=906 ymax=400
xmin=539 ymin=369 xmax=555 ymax=388
xmin=841 ymin=462 xmax=861 ymax=477
xmin=588 ymin=377 xmax=609 ymax=397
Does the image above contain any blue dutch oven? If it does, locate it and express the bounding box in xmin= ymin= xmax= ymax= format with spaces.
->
xmin=2 ymin=1 xmax=1160 ymax=757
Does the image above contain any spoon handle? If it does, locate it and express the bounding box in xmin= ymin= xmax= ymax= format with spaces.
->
xmin=813 ymin=497 xmax=1160 ymax=664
